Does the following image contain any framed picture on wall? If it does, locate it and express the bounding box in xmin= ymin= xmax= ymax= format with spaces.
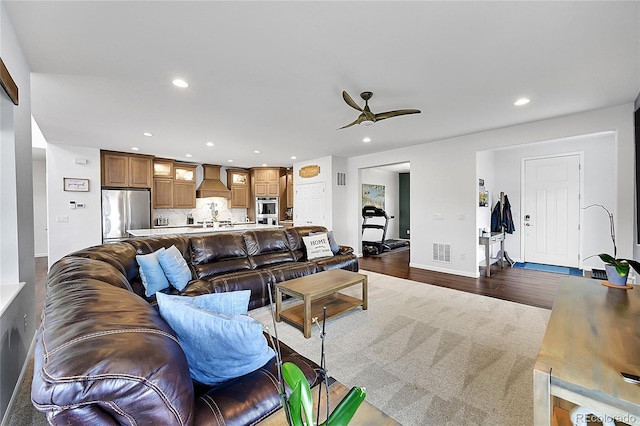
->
xmin=479 ymin=189 xmax=489 ymax=207
xmin=63 ymin=178 xmax=89 ymax=192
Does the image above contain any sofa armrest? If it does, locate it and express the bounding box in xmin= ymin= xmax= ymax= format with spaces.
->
xmin=32 ymin=281 xmax=194 ymax=425
xmin=337 ymin=245 xmax=354 ymax=255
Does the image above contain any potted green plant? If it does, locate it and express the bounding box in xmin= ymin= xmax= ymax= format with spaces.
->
xmin=585 ymin=204 xmax=640 ymax=285
xmin=598 ymin=254 xmax=640 ymax=286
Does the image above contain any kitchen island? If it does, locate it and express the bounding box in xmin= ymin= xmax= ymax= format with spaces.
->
xmin=127 ymin=223 xmax=282 ymax=237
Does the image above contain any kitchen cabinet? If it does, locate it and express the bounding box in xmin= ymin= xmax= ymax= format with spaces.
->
xmin=153 ymin=159 xmax=174 ymax=178
xmin=152 ymin=161 xmax=196 ymax=209
xmin=173 ymin=164 xmax=196 ymax=209
xmin=101 ymin=151 xmax=152 ymax=188
xmin=153 ymin=178 xmax=173 ymax=208
xmin=252 ymin=167 xmax=284 ymax=197
xmin=227 ymin=169 xmax=250 ymax=209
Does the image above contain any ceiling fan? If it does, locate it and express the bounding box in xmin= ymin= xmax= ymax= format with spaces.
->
xmin=338 ymin=91 xmax=421 ymax=129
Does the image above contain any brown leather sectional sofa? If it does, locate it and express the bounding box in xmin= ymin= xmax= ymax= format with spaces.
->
xmin=31 ymin=226 xmax=358 ymax=425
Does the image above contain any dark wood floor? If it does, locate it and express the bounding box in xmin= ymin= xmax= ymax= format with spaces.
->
xmin=359 ymin=249 xmax=565 ymax=309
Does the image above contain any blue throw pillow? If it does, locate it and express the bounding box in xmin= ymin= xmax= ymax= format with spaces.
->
xmin=160 ymin=290 xmax=251 ymax=315
xmin=156 ymin=292 xmax=275 ymax=385
xmin=157 ymin=245 xmax=191 ymax=291
xmin=136 ymin=248 xmax=170 ymax=297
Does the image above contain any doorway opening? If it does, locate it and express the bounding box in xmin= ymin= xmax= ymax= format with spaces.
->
xmin=360 ymin=162 xmax=410 ymax=257
xmin=476 ymin=131 xmax=615 ymax=274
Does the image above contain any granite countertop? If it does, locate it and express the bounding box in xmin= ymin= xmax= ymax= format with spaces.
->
xmin=128 ymin=223 xmax=282 ymax=237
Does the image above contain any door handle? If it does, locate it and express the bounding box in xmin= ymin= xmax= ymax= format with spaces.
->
xmin=525 ymin=223 xmax=531 ymax=226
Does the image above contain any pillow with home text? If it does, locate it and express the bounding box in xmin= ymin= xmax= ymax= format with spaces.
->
xmin=302 ymin=233 xmax=334 ymax=260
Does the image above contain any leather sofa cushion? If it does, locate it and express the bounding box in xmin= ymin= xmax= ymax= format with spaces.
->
xmin=182 ymin=270 xmax=274 ymax=311
xmin=313 ymin=253 xmax=359 ymax=273
xmin=189 ymin=233 xmax=251 ymax=279
xmin=48 ymin=257 xmax=132 ymax=291
xmin=193 ymin=335 xmax=319 ymax=425
xmin=67 ymin=242 xmax=139 ymax=282
xmin=32 ymin=280 xmax=194 ymax=425
xmin=127 ymin=235 xmax=191 ymax=259
xmin=243 ymin=229 xmax=295 ymax=268
xmin=268 ymin=262 xmax=317 ymax=283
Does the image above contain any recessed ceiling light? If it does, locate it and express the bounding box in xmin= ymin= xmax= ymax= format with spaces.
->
xmin=228 ymin=159 xmax=233 ymax=163
xmin=172 ymin=79 xmax=189 ymax=88
xmin=142 ymin=132 xmax=153 ymax=137
xmin=185 ymin=154 xmax=192 ymax=158
xmin=514 ymin=98 xmax=530 ymax=106
xmin=254 ymin=150 xmax=261 ymax=154
xmin=363 ymin=137 xmax=371 ymax=143
xmin=262 ymin=163 xmax=267 ymax=167
xmin=206 ymin=142 xmax=214 ymax=147
xmin=291 ymin=156 xmax=297 ymax=160
xmin=131 ymin=147 xmax=140 ymax=151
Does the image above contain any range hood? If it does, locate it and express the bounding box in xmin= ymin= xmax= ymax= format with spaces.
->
xmin=196 ymin=164 xmax=231 ymax=199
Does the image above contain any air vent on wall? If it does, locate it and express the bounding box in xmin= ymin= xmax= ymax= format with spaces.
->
xmin=337 ymin=172 xmax=346 ymax=186
xmin=432 ymin=243 xmax=451 ymax=263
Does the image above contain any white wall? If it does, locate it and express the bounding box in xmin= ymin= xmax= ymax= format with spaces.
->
xmin=46 ymin=144 xmax=102 ymax=267
xmin=476 ymin=150 xmax=496 ymax=265
xmin=361 ymin=168 xmax=400 ymax=240
xmin=32 ymin=158 xmax=47 ymax=256
xmin=330 ymin=156 xmax=348 ymax=245
xmin=345 ymin=103 xmax=635 ymax=278
xmin=0 ymin=0 xmax=36 ymax=420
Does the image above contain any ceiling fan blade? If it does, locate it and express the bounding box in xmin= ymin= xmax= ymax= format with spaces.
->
xmin=374 ymin=109 xmax=421 ymax=122
xmin=337 ymin=118 xmax=360 ymax=130
xmin=342 ymin=91 xmax=363 ymax=112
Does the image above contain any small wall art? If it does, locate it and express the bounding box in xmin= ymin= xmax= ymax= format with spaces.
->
xmin=64 ymin=178 xmax=89 ymax=192
xmin=362 ymin=184 xmax=385 ymax=209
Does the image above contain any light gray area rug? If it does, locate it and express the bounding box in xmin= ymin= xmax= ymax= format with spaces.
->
xmin=250 ymin=271 xmax=551 ymax=426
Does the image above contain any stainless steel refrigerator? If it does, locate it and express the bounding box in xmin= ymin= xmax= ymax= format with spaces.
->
xmin=102 ymin=189 xmax=151 ymax=243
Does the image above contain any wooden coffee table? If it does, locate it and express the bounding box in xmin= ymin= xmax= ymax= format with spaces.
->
xmin=258 ymin=379 xmax=400 ymax=425
xmin=275 ymin=269 xmax=368 ymax=338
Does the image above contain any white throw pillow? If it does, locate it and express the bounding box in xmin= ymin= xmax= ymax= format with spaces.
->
xmin=302 ymin=233 xmax=334 ymax=260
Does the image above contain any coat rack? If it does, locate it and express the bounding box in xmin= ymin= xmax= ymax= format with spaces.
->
xmin=496 ymin=192 xmax=515 ymax=267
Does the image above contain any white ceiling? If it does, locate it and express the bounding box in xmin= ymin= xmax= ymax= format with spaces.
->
xmin=5 ymin=1 xmax=639 ymax=169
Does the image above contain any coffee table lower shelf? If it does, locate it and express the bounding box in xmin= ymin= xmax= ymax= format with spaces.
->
xmin=279 ymin=292 xmax=363 ymax=334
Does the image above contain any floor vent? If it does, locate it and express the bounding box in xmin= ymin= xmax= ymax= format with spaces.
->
xmin=337 ymin=172 xmax=346 ymax=186
xmin=433 ymin=243 xmax=451 ymax=263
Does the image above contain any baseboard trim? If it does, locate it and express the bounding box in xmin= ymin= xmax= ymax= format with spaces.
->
xmin=409 ymin=262 xmax=479 ymax=278
xmin=1 ymin=334 xmax=37 ymax=426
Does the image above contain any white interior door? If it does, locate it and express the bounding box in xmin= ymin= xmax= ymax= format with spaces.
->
xmin=523 ymin=154 xmax=580 ymax=267
xmin=294 ymin=182 xmax=326 ymax=226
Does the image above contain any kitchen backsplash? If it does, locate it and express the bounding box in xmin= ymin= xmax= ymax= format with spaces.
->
xmin=154 ymin=197 xmax=248 ymax=226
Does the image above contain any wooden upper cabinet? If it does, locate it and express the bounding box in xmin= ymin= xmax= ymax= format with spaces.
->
xmin=101 ymin=151 xmax=152 ymax=188
xmin=129 ymin=156 xmax=153 ymax=188
xmin=175 ymin=164 xmax=196 ymax=181
xmin=227 ymin=169 xmax=250 ymax=208
xmin=173 ymin=181 xmax=196 ymax=209
xmin=153 ymin=159 xmax=174 ymax=178
xmin=102 ymin=152 xmax=129 ymax=187
xmin=252 ymin=167 xmax=284 ymax=197
xmin=153 ymin=178 xmax=173 ymax=209
xmin=172 ymin=163 xmax=196 ymax=208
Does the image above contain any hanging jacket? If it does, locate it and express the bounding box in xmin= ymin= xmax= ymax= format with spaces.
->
xmin=501 ymin=195 xmax=515 ymax=234
xmin=491 ymin=201 xmax=502 ymax=232
xmin=490 ymin=195 xmax=516 ymax=234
